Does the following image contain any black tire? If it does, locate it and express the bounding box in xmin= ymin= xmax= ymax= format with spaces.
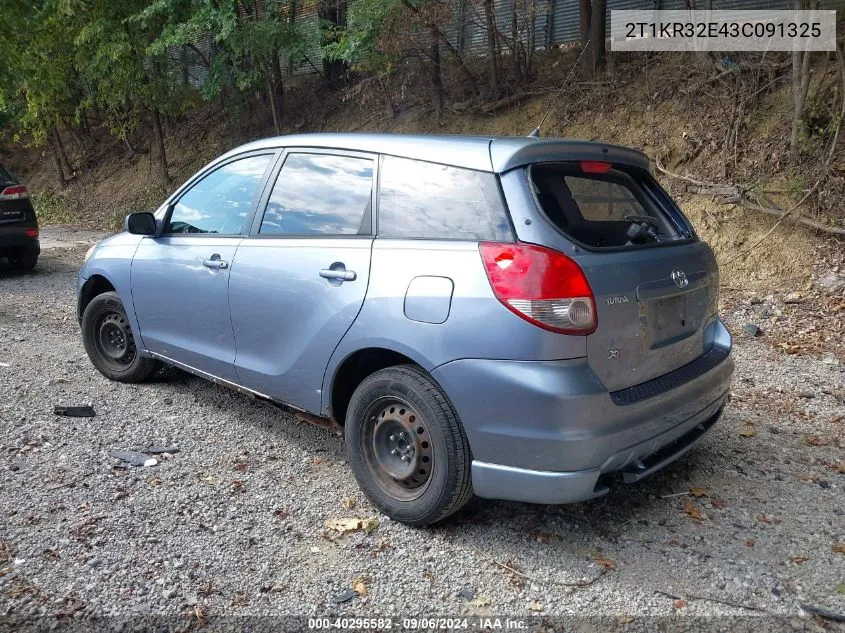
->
xmin=8 ymin=250 xmax=38 ymax=271
xmin=345 ymin=365 xmax=473 ymax=526
xmin=81 ymin=291 xmax=160 ymax=383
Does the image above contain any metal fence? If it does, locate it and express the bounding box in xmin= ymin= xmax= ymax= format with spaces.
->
xmin=167 ymin=0 xmax=844 ymax=85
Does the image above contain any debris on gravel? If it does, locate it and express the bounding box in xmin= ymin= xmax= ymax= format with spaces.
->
xmin=0 ymin=234 xmax=843 ymax=630
xmin=53 ymin=404 xmax=96 ymax=417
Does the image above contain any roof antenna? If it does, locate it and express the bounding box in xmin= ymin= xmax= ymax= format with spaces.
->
xmin=527 ymin=40 xmax=591 ymax=139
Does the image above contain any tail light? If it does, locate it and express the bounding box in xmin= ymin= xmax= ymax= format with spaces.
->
xmin=25 ymin=228 xmax=39 ymax=238
xmin=479 ymin=242 xmax=597 ymax=334
xmin=0 ymin=185 xmax=28 ymax=200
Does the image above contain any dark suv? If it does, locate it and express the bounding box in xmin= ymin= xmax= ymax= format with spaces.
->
xmin=0 ymin=164 xmax=39 ymax=270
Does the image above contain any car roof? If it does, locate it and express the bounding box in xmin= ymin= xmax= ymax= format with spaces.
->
xmin=220 ymin=133 xmax=651 ymax=173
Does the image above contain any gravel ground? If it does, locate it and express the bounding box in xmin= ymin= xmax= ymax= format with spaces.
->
xmin=1 ymin=229 xmax=843 ymax=631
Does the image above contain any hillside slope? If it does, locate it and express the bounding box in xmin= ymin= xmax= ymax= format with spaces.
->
xmin=4 ymin=52 xmax=844 ymax=288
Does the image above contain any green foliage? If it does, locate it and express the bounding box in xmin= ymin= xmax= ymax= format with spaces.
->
xmin=31 ymin=190 xmax=76 ymax=225
xmin=324 ymin=0 xmax=398 ymax=72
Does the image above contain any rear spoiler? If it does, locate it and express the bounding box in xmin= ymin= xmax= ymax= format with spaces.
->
xmin=490 ymin=138 xmax=650 ymax=174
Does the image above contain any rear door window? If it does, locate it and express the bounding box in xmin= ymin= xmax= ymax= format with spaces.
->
xmin=259 ymin=153 xmax=374 ymax=235
xmin=378 ymin=156 xmax=512 ymax=241
xmin=531 ymin=163 xmax=692 ymax=249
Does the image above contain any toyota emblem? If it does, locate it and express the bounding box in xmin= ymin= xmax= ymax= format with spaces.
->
xmin=671 ymin=268 xmax=689 ymax=289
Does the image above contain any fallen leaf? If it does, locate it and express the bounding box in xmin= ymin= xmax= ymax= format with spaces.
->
xmin=739 ymin=424 xmax=757 ymax=438
xmin=311 ymin=456 xmax=329 ymax=466
xmin=527 ymin=600 xmax=543 ymax=611
xmin=689 ymin=487 xmax=708 ymax=498
xmin=758 ymin=514 xmax=779 ymax=524
xmin=666 ymin=538 xmax=679 ymax=546
xmin=198 ymin=474 xmax=218 ymax=485
xmin=746 ymin=538 xmax=756 ymax=547
xmin=804 ymin=435 xmax=830 ymax=447
xmin=682 ymin=498 xmax=703 ymax=522
xmin=616 ymin=615 xmax=635 ymax=624
xmin=148 ymin=478 xmax=163 ymax=487
xmin=371 ymin=537 xmax=390 ymax=554
xmin=324 ymin=517 xmax=379 ymax=534
xmin=592 ymin=553 xmax=616 ymax=570
xmin=352 ymin=577 xmax=368 ymax=596
xmin=832 ymin=542 xmax=845 ymax=555
xmin=710 ymin=498 xmax=729 ymax=509
xmin=342 ymin=497 xmax=356 ymax=510
xmin=836 ymin=463 xmax=845 ymax=474
xmin=468 ymin=596 xmax=491 ymax=607
xmin=673 ymin=598 xmax=687 ymax=609
xmin=423 ymin=571 xmax=434 ymax=584
xmin=791 ymin=554 xmax=808 ymax=564
xmin=534 ymin=531 xmax=551 ymax=543
xmin=273 ymin=508 xmax=289 ymax=519
xmin=838 ymin=583 xmax=845 ymax=595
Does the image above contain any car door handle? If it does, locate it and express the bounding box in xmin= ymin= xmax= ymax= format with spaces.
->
xmin=203 ymin=256 xmax=229 ymax=270
xmin=319 ymin=269 xmax=356 ymax=282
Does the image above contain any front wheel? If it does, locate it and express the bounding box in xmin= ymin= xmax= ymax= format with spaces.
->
xmin=345 ymin=365 xmax=473 ymax=526
xmin=81 ymin=291 xmax=160 ymax=383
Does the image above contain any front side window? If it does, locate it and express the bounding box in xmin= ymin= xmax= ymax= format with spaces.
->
xmin=259 ymin=153 xmax=374 ymax=235
xmin=378 ymin=156 xmax=512 ymax=241
xmin=167 ymin=154 xmax=272 ymax=234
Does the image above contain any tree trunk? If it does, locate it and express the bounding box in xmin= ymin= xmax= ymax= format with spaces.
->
xmin=377 ymin=74 xmax=396 ymax=119
xmin=484 ymin=0 xmax=499 ymax=97
xmin=270 ymin=51 xmax=285 ymax=132
xmin=320 ymin=0 xmax=348 ymax=89
xmin=49 ymin=139 xmax=66 ymax=188
xmin=150 ymin=109 xmax=169 ymax=188
xmin=430 ymin=28 xmax=444 ymax=120
xmin=589 ymin=0 xmax=606 ymax=75
xmin=579 ymin=0 xmax=593 ymax=78
xmin=266 ymin=69 xmax=282 ymax=134
xmin=511 ymin=2 xmax=520 ymax=79
xmin=52 ymin=126 xmax=73 ymax=178
xmin=790 ymin=0 xmax=810 ymax=156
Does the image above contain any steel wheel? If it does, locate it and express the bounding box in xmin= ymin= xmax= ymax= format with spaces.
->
xmin=362 ymin=397 xmax=434 ymax=502
xmin=94 ymin=311 xmax=137 ymax=371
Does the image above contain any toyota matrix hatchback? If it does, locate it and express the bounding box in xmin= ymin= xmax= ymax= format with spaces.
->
xmin=78 ymin=134 xmax=733 ymax=526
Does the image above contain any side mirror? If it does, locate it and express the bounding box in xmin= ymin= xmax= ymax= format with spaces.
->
xmin=125 ymin=212 xmax=157 ymax=236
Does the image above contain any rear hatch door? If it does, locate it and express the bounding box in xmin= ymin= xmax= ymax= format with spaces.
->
xmin=527 ymin=160 xmax=718 ymax=392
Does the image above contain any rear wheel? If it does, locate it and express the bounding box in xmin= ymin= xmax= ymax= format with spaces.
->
xmin=8 ymin=250 xmax=38 ymax=271
xmin=345 ymin=365 xmax=473 ymax=526
xmin=81 ymin=291 xmax=160 ymax=383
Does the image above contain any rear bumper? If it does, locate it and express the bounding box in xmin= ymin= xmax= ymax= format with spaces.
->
xmin=430 ymin=320 xmax=733 ymax=504
xmin=0 ymin=226 xmax=40 ymax=254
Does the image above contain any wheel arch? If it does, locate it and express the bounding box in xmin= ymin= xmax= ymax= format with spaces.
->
xmin=327 ymin=345 xmax=435 ymax=425
xmin=77 ymin=274 xmax=117 ymax=321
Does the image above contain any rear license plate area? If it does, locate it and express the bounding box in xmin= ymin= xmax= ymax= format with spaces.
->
xmin=652 ymin=294 xmax=690 ymax=342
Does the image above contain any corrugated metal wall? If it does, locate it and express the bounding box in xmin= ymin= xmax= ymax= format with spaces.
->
xmin=172 ymin=0 xmax=843 ymax=83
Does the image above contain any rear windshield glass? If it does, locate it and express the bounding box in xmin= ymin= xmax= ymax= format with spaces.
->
xmin=530 ymin=163 xmax=692 ymax=249
xmin=0 ymin=165 xmax=15 ymax=185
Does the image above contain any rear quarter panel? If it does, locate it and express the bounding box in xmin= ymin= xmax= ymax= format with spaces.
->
xmin=320 ymin=238 xmax=587 ymax=416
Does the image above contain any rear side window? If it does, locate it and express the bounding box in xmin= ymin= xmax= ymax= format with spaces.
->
xmin=378 ymin=156 xmax=512 ymax=241
xmin=531 ymin=163 xmax=692 ymax=249
xmin=167 ymin=154 xmax=272 ymax=235
xmin=260 ymin=153 xmax=373 ymax=235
